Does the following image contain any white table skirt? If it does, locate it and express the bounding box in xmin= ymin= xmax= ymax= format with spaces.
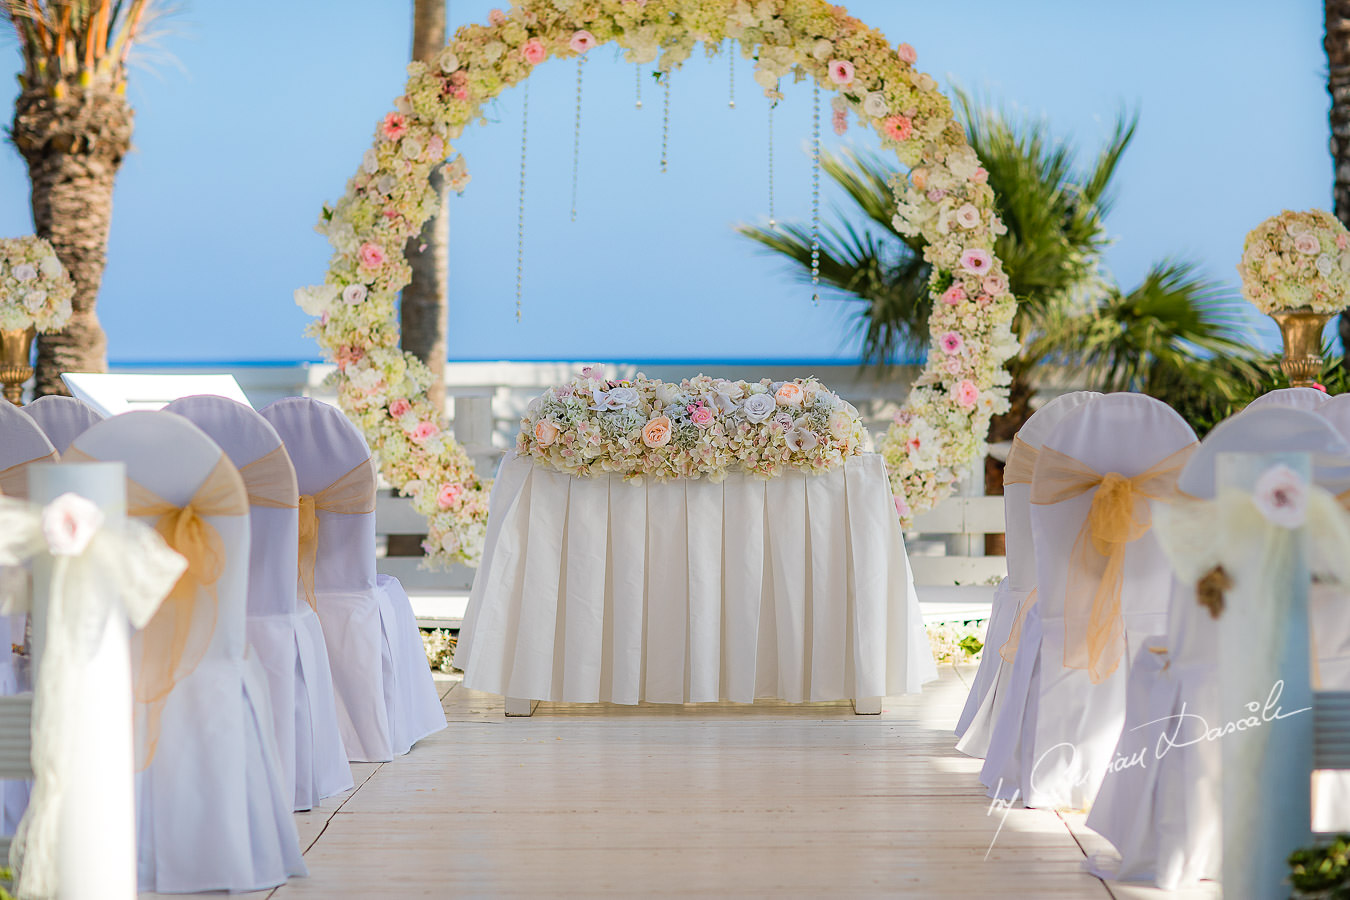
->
xmin=453 ymin=452 xmax=937 ymax=704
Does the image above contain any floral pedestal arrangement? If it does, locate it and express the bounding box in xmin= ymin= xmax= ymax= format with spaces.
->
xmin=0 ymin=236 xmax=74 ymax=404
xmin=1239 ymin=209 xmax=1350 ymax=388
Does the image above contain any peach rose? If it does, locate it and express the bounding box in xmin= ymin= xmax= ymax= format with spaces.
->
xmin=775 ymin=383 xmax=805 ymax=407
xmin=534 ymin=419 xmax=560 ymax=447
xmin=437 ymin=482 xmax=464 ymax=509
xmin=642 ymin=416 xmax=672 ymax=448
xmin=389 ymin=398 xmax=412 ymax=418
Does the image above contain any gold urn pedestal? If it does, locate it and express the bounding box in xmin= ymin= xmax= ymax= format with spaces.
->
xmin=0 ymin=326 xmax=36 ymax=406
xmin=1270 ymin=309 xmax=1332 ymax=389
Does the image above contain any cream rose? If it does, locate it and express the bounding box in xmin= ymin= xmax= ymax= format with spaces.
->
xmin=775 ymin=383 xmax=805 ymax=407
xmin=41 ymin=492 xmax=105 ymax=557
xmin=642 ymin=416 xmax=673 ymax=448
xmin=534 ymin=419 xmax=561 ymax=447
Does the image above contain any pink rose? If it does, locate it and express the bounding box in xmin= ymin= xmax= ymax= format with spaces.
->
xmin=389 ymin=398 xmax=412 ymax=418
xmin=534 ymin=419 xmax=560 ymax=447
xmin=437 ymin=482 xmax=464 ymax=509
xmin=410 ymin=421 xmax=439 ymax=443
xmin=960 ymin=248 xmax=992 ymax=275
xmin=940 ymin=332 xmax=964 ymax=355
xmin=359 ymin=242 xmax=386 ymax=269
xmin=451 ymin=85 xmax=468 ymax=101
xmin=488 ymin=8 xmax=507 ymax=25
xmin=882 ymin=115 xmax=913 ymax=142
xmin=982 ymin=273 xmax=1008 ymax=295
xmin=954 ymin=380 xmax=979 ymax=409
xmin=774 ymin=383 xmax=805 ymax=407
xmin=827 ymin=59 xmax=855 ymax=85
xmin=971 ymin=167 xmax=989 ymax=184
xmin=41 ymin=492 xmax=105 ymax=557
xmin=896 ymin=43 xmax=917 ymax=65
xmin=940 ymin=285 xmax=966 ymax=305
xmin=690 ymin=406 xmax=715 ymax=427
xmin=642 ymin=416 xmax=672 ymax=448
xmin=381 ymin=112 xmax=407 ymax=141
xmin=944 ymin=356 xmax=962 ymax=375
xmin=893 ymin=495 xmax=911 ymax=518
xmin=1339 ymin=234 xmax=1348 ymax=250
xmin=1294 ymin=233 xmax=1320 ymax=255
xmin=569 ymin=30 xmax=597 ymax=53
xmin=1315 ymin=382 xmax=1329 ymax=393
xmin=522 ymin=39 xmax=547 ymax=65
xmin=427 ymin=135 xmax=444 ymax=161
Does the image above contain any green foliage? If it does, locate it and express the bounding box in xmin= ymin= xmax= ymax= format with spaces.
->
xmin=958 ymin=634 xmax=984 ymax=656
xmin=1290 ymin=835 xmax=1350 ymax=898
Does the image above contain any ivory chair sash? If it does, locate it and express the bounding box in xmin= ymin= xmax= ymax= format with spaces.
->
xmin=1087 ymin=405 xmax=1350 ymax=888
xmin=164 ymin=395 xmax=352 ymax=811
xmin=1022 ymin=393 xmax=1197 ymax=811
xmin=0 ymin=404 xmax=59 ymax=836
xmin=21 ymin=395 xmax=103 ymax=456
xmin=956 ymin=391 xmax=1099 ymax=761
xmin=260 ymin=398 xmax=445 ymax=763
xmin=70 ymin=412 xmax=305 ymax=894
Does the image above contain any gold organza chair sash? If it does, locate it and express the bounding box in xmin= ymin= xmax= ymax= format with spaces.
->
xmin=1003 ymin=436 xmax=1038 ymax=487
xmin=237 ymin=444 xmax=299 ymax=509
xmin=1030 ymin=442 xmax=1197 ymax=683
xmin=66 ymin=446 xmax=248 ymax=767
xmin=0 ymin=449 xmax=58 ymax=499
xmin=999 ymin=588 xmax=1038 ymax=664
xmin=297 ymin=457 xmax=377 ymax=611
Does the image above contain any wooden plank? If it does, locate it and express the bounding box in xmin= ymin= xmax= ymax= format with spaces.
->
xmin=911 ymin=496 xmax=1005 ymax=535
xmin=374 ymin=558 xmax=474 ymax=593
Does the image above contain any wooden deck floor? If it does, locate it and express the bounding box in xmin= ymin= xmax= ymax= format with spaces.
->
xmin=161 ymin=667 xmax=1222 ymax=899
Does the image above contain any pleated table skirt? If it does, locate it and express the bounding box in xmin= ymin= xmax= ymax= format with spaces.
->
xmin=454 ymin=452 xmax=937 ymax=705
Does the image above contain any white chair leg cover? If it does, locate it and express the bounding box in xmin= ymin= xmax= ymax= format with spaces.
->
xmin=376 ymin=574 xmax=446 ymax=755
xmin=956 ymin=579 xmax=1025 ymax=758
xmin=136 ymin=656 xmax=307 ymax=893
xmin=979 ymin=602 xmax=1042 ymax=802
xmin=248 ymin=607 xmax=354 ymax=808
xmin=317 ymin=589 xmax=397 ymax=762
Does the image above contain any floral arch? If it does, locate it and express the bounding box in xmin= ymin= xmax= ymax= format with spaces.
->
xmin=294 ymin=0 xmax=1018 ymax=568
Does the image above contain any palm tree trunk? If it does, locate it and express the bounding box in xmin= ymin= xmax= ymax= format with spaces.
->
xmin=402 ymin=0 xmax=450 ymax=412
xmin=12 ymin=87 xmax=133 ymax=396
xmin=1327 ymin=0 xmax=1350 ymax=353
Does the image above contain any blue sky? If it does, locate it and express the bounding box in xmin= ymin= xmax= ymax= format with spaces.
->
xmin=0 ymin=0 xmax=1331 ymax=363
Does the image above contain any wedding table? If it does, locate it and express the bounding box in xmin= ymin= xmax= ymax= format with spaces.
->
xmin=453 ymin=451 xmax=937 ymax=711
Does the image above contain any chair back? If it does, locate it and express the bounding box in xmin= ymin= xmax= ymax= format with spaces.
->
xmin=0 ymin=402 xmax=57 ymax=499
xmin=22 ymin=396 xmax=104 ymax=456
xmin=1181 ymin=406 xmax=1350 ymax=498
xmin=1003 ymin=391 xmax=1099 ymax=590
xmin=165 ymin=395 xmax=301 ymax=619
xmin=259 ymin=399 xmax=378 ymax=594
xmin=1245 ymin=386 xmax=1329 ymax=413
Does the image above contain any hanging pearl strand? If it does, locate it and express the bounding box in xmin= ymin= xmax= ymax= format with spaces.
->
xmin=727 ymin=40 xmax=735 ymax=108
xmin=570 ymin=56 xmax=584 ymax=222
xmin=768 ymin=95 xmax=777 ymax=229
xmin=660 ymin=73 xmax=671 ymax=173
xmin=810 ymin=83 xmax=821 ymax=304
xmin=516 ymin=81 xmax=529 ymax=322
xmin=635 ymin=63 xmax=643 ymax=109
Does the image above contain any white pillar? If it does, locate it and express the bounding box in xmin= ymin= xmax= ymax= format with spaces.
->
xmin=1216 ymin=451 xmax=1313 ymax=899
xmin=27 ymin=462 xmax=137 ymax=900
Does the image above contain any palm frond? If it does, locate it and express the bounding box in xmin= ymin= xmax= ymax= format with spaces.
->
xmin=4 ymin=0 xmax=161 ymax=90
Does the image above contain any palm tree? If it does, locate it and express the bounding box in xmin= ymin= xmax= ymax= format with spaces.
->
xmin=740 ymin=95 xmax=1250 ymax=439
xmin=5 ymin=0 xmax=160 ymax=395
xmin=402 ymin=0 xmax=449 ymax=412
xmin=1326 ymin=0 xmax=1350 ymax=356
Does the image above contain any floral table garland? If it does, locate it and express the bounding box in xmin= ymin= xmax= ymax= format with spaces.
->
xmin=517 ymin=371 xmax=866 ymax=480
xmin=294 ymin=0 xmax=1018 ymax=567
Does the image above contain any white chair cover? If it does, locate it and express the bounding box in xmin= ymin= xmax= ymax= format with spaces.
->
xmin=1022 ymin=393 xmax=1196 ymax=811
xmin=260 ymin=398 xmax=445 ymax=762
xmin=454 ymin=452 xmax=936 ymax=704
xmin=957 ymin=391 xmax=1099 ymax=758
xmin=1087 ymin=406 xmax=1350 ymax=887
xmin=21 ymin=396 xmax=103 ymax=456
xmin=1244 ymin=386 xmax=1330 ymax=412
xmin=70 ymin=411 xmax=306 ymax=893
xmin=164 ymin=395 xmax=352 ymax=810
xmin=0 ymin=404 xmax=55 ymax=835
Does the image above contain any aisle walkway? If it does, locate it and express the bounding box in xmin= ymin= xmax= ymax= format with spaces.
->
xmin=230 ymin=667 xmax=1220 ymax=899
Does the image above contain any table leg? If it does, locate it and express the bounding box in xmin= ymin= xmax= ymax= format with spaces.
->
xmin=852 ymin=697 xmax=882 ymax=715
xmin=505 ymin=697 xmax=539 ymax=717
